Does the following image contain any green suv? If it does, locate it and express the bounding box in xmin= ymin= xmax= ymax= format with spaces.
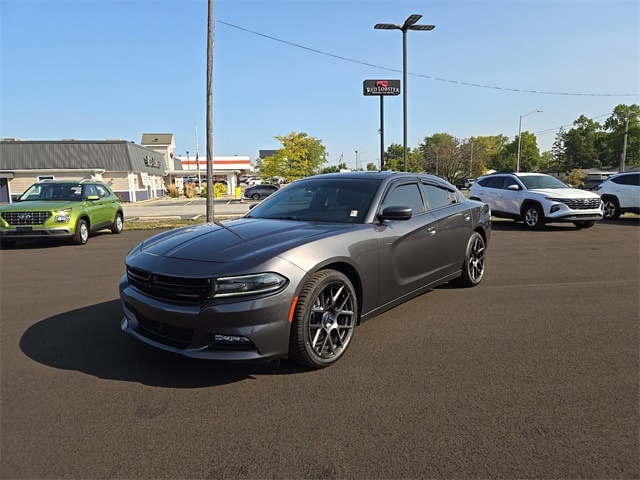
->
xmin=0 ymin=180 xmax=124 ymax=247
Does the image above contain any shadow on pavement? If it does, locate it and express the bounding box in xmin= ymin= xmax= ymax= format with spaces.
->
xmin=19 ymin=300 xmax=308 ymax=387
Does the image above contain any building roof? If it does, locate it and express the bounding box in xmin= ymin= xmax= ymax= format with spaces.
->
xmin=141 ymin=133 xmax=175 ymax=146
xmin=0 ymin=140 xmax=167 ymax=175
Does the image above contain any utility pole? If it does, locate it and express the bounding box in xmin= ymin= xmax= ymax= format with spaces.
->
xmin=206 ymin=0 xmax=215 ymax=221
xmin=619 ymin=109 xmax=629 ymax=173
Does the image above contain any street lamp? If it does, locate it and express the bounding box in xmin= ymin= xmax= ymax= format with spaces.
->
xmin=375 ymin=14 xmax=435 ymax=172
xmin=516 ymin=110 xmax=542 ymax=173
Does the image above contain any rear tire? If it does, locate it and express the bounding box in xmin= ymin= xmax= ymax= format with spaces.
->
xmin=453 ymin=232 xmax=486 ymax=288
xmin=602 ymin=197 xmax=621 ymax=220
xmin=73 ymin=218 xmax=89 ymax=245
xmin=111 ymin=212 xmax=124 ymax=234
xmin=289 ymin=270 xmax=357 ymax=369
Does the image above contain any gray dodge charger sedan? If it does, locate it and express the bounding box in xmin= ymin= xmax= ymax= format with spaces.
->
xmin=120 ymin=171 xmax=491 ymax=369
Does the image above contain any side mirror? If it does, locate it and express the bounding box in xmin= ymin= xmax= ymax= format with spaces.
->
xmin=86 ymin=194 xmax=100 ymax=201
xmin=507 ymin=184 xmax=521 ymax=191
xmin=377 ymin=206 xmax=412 ymax=221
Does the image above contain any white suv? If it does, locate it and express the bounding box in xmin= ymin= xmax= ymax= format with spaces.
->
xmin=468 ymin=172 xmax=603 ymax=230
xmin=596 ymin=171 xmax=640 ymax=219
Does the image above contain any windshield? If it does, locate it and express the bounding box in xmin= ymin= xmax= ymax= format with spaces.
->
xmin=245 ymin=177 xmax=382 ymax=224
xmin=519 ymin=175 xmax=569 ymax=190
xmin=19 ymin=183 xmax=83 ymax=201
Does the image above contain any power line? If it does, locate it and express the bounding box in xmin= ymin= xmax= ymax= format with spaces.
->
xmin=216 ymin=19 xmax=639 ymax=98
xmin=533 ymin=113 xmax=613 ymax=136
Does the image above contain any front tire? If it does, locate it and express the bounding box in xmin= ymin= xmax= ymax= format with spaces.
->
xmin=523 ymin=204 xmax=545 ymax=230
xmin=602 ymin=197 xmax=621 ymax=220
xmin=252 ymin=193 xmax=261 ymax=200
xmin=453 ymin=232 xmax=486 ymax=288
xmin=289 ymin=270 xmax=357 ymax=369
xmin=73 ymin=218 xmax=89 ymax=245
xmin=111 ymin=212 xmax=124 ymax=234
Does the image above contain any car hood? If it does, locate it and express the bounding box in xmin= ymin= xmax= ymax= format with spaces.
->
xmin=0 ymin=200 xmax=77 ymax=211
xmin=528 ymin=188 xmax=600 ymax=199
xmin=133 ymin=218 xmax=355 ymax=264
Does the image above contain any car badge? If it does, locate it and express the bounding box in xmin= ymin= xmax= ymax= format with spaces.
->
xmin=18 ymin=213 xmax=31 ymax=220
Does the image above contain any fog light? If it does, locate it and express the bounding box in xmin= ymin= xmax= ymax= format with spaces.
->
xmin=214 ymin=334 xmax=251 ymax=343
xmin=550 ymin=205 xmax=560 ymax=213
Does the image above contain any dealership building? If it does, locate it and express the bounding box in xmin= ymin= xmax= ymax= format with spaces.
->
xmin=0 ymin=134 xmax=252 ymax=203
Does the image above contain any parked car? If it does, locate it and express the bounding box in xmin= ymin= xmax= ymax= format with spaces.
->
xmin=580 ymin=178 xmax=606 ymax=191
xmin=455 ymin=178 xmax=476 ymax=190
xmin=244 ymin=184 xmax=279 ymax=200
xmin=596 ymin=171 xmax=640 ymax=219
xmin=0 ymin=179 xmax=124 ymax=247
xmin=468 ymin=172 xmax=603 ymax=230
xmin=119 ymin=171 xmax=491 ymax=369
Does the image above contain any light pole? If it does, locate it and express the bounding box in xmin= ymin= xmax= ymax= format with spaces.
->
xmin=516 ymin=110 xmax=542 ymax=173
xmin=375 ymin=14 xmax=434 ymax=172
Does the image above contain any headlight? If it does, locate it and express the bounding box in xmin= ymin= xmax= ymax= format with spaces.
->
xmin=211 ymin=272 xmax=288 ymax=298
xmin=54 ymin=208 xmax=72 ymax=223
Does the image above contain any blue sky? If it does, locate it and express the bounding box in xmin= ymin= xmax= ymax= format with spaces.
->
xmin=2 ymin=0 xmax=638 ymax=170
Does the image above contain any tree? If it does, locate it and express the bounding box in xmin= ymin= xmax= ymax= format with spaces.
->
xmin=257 ymin=132 xmax=328 ymax=181
xmin=418 ymin=133 xmax=463 ymax=182
xmin=557 ymin=115 xmax=603 ymax=170
xmin=468 ymin=135 xmax=509 ymax=174
xmin=366 ymin=162 xmax=377 ymax=171
xmin=490 ymin=132 xmax=541 ymax=172
xmin=383 ymin=143 xmax=404 ymax=171
xmin=603 ymin=104 xmax=640 ymax=168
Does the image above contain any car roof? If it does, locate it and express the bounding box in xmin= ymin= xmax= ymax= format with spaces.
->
xmin=297 ymin=171 xmax=452 ymax=184
xmin=35 ymin=179 xmax=98 ymax=184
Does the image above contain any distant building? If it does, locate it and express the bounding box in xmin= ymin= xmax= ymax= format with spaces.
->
xmin=0 ymin=134 xmax=256 ymax=202
xmin=0 ymin=139 xmax=167 ymax=202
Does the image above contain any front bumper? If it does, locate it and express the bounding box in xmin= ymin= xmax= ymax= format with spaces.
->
xmin=119 ymin=276 xmax=294 ymax=363
xmin=0 ymin=227 xmax=73 ymax=239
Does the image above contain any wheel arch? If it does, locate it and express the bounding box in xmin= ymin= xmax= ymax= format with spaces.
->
xmin=307 ymin=262 xmax=363 ymax=325
xmin=520 ymin=199 xmax=544 ymax=216
xmin=77 ymin=213 xmax=91 ymax=230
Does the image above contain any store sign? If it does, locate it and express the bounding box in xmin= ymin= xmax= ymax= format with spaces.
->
xmin=143 ymin=155 xmax=162 ymax=169
xmin=363 ymin=79 xmax=401 ymax=96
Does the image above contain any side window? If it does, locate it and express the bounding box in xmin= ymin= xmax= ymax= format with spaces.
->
xmin=422 ymin=183 xmax=456 ymax=210
xmin=380 ymin=183 xmax=424 ymax=215
xmin=485 ymin=176 xmax=504 ymax=189
xmin=83 ymin=185 xmax=98 ymax=197
xmin=503 ymin=176 xmax=520 ymax=189
xmin=625 ymin=174 xmax=640 ymax=186
xmin=95 ymin=185 xmax=109 ymax=197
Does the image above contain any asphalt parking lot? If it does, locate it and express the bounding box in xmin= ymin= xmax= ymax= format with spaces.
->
xmin=1 ymin=217 xmax=638 ymax=479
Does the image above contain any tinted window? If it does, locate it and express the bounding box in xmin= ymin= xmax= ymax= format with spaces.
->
xmin=247 ymin=177 xmax=381 ymax=224
xmin=485 ymin=176 xmax=506 ymax=189
xmin=624 ymin=173 xmax=640 ymax=186
xmin=380 ymin=183 xmax=424 ymax=215
xmin=421 ymin=183 xmax=456 ymax=210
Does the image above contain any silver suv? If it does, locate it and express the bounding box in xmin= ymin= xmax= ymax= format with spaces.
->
xmin=596 ymin=172 xmax=640 ymax=219
xmin=469 ymin=172 xmax=603 ymax=230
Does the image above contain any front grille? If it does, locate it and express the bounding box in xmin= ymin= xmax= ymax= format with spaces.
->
xmin=554 ymin=198 xmax=601 ymax=210
xmin=1 ymin=211 xmax=51 ymax=225
xmin=127 ymin=267 xmax=211 ymax=304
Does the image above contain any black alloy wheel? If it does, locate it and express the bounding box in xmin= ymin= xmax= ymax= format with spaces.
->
xmin=453 ymin=232 xmax=486 ymax=287
xmin=289 ymin=269 xmax=357 ymax=369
